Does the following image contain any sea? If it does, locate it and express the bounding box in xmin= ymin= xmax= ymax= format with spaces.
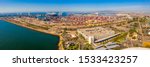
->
xmin=0 ymin=20 xmax=59 ymax=50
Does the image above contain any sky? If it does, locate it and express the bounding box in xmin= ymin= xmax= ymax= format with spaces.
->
xmin=0 ymin=0 xmax=150 ymax=13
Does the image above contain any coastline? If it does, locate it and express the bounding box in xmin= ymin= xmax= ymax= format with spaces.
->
xmin=3 ymin=20 xmax=64 ymax=50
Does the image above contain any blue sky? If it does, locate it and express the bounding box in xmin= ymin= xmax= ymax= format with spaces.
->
xmin=0 ymin=0 xmax=149 ymax=13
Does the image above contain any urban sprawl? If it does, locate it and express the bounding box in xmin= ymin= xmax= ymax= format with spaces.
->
xmin=0 ymin=11 xmax=150 ymax=50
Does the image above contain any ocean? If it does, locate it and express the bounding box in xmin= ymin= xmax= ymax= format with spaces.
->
xmin=0 ymin=20 xmax=59 ymax=50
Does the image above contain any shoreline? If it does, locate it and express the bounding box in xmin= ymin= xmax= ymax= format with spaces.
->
xmin=2 ymin=20 xmax=63 ymax=50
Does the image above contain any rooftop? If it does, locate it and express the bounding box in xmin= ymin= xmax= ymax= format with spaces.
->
xmin=78 ymin=27 xmax=115 ymax=40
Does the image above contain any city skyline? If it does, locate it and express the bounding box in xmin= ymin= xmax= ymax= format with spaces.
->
xmin=0 ymin=0 xmax=150 ymax=13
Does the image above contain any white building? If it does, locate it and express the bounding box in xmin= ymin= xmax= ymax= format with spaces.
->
xmin=77 ymin=27 xmax=117 ymax=44
xmin=148 ymin=31 xmax=150 ymax=35
xmin=88 ymin=36 xmax=94 ymax=44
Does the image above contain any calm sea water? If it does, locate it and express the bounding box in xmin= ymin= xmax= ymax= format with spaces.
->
xmin=0 ymin=20 xmax=59 ymax=50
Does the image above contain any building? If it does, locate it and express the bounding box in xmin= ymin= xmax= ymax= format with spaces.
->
xmin=148 ymin=30 xmax=150 ymax=35
xmin=77 ymin=27 xmax=119 ymax=44
xmin=116 ymin=13 xmax=133 ymax=19
xmin=105 ymin=42 xmax=120 ymax=49
xmin=143 ymin=22 xmax=150 ymax=36
xmin=88 ymin=36 xmax=94 ymax=44
xmin=95 ymin=42 xmax=120 ymax=50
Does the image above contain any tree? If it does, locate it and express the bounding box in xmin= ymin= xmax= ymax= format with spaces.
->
xmin=139 ymin=17 xmax=147 ymax=23
xmin=83 ymin=43 xmax=94 ymax=50
xmin=143 ymin=42 xmax=150 ymax=48
xmin=129 ymin=28 xmax=137 ymax=34
xmin=66 ymin=43 xmax=79 ymax=50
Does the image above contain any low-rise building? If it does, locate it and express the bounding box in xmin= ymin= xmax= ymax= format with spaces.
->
xmin=95 ymin=42 xmax=120 ymax=50
xmin=77 ymin=27 xmax=119 ymax=44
